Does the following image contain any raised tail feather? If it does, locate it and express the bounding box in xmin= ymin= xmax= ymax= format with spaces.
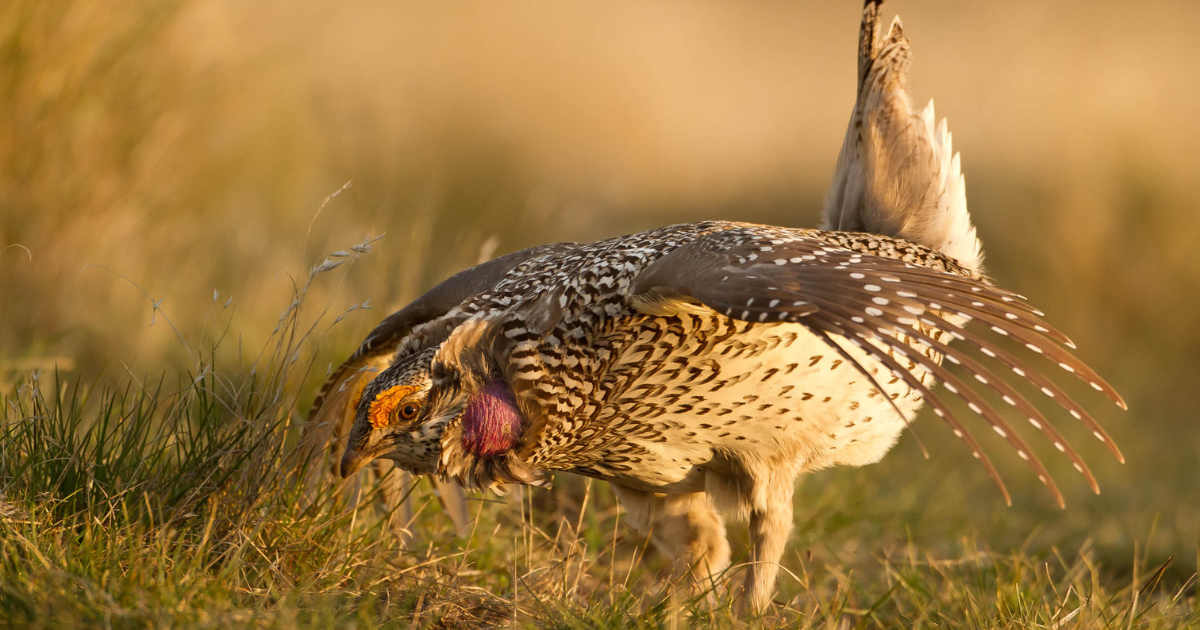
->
xmin=824 ymin=0 xmax=983 ymax=274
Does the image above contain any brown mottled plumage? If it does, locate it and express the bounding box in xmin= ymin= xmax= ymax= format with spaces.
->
xmin=301 ymin=242 xmax=579 ymax=532
xmin=321 ymin=0 xmax=1125 ymax=612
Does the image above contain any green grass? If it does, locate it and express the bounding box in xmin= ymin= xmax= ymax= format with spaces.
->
xmin=1 ymin=266 xmax=1196 ymax=629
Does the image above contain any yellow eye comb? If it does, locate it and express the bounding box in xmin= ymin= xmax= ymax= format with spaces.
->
xmin=368 ymin=385 xmax=415 ymax=430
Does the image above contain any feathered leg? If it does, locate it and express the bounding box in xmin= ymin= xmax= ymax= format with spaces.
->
xmin=375 ymin=462 xmax=416 ymax=545
xmin=432 ymin=477 xmax=470 ymax=534
xmin=612 ymin=486 xmax=731 ymax=599
xmin=739 ymin=471 xmax=796 ymax=613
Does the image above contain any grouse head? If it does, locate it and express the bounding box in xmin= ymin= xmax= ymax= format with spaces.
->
xmin=339 ymin=347 xmax=444 ymax=478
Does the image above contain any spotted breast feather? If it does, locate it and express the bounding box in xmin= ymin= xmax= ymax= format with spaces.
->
xmin=434 ymin=223 xmax=1125 ymax=512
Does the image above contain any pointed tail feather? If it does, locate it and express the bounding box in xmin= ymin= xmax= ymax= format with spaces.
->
xmin=824 ymin=1 xmax=983 ymax=273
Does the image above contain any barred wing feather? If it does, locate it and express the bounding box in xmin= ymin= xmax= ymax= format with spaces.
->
xmin=630 ymin=227 xmax=1124 ymax=507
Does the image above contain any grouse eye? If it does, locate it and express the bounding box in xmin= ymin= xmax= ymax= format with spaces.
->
xmin=398 ymin=403 xmax=420 ymax=420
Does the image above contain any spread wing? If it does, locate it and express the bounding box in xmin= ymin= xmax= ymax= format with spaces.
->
xmin=629 ymin=226 xmax=1125 ymax=507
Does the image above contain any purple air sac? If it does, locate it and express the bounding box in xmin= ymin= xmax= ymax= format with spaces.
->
xmin=462 ymin=380 xmax=522 ymax=457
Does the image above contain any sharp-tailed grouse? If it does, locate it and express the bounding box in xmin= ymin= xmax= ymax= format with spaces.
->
xmin=310 ymin=0 xmax=1125 ymax=612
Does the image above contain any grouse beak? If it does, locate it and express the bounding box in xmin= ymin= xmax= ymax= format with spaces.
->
xmin=340 ymin=446 xmax=372 ymax=478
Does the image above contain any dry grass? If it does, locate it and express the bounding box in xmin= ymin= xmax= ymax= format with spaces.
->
xmin=3 ymin=0 xmax=1199 ymax=627
xmin=1 ymin=269 xmax=1196 ymax=627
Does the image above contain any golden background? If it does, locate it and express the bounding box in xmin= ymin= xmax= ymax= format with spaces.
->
xmin=3 ymin=0 xmax=1198 ymax=585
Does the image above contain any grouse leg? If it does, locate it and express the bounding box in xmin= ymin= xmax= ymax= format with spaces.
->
xmin=612 ymin=486 xmax=731 ymax=600
xmin=740 ymin=473 xmax=796 ymax=613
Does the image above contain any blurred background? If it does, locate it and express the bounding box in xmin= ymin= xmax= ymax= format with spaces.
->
xmin=2 ymin=0 xmax=1198 ymax=587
